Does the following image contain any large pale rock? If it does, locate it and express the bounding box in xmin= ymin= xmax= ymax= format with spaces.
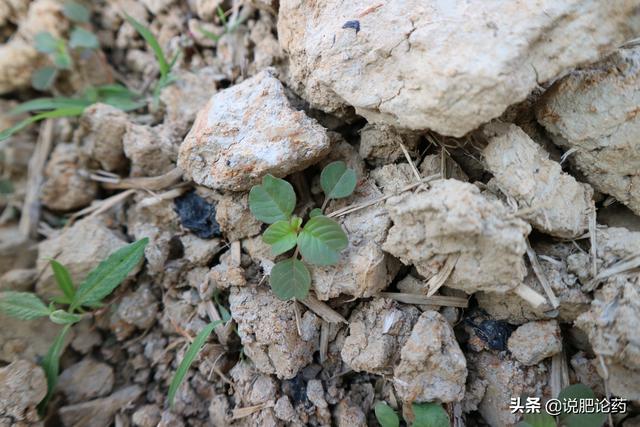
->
xmin=36 ymin=217 xmax=129 ymax=299
xmin=58 ymin=359 xmax=114 ymax=403
xmin=393 ymin=311 xmax=467 ymax=403
xmin=178 ymin=70 xmax=330 ymax=191
xmin=229 ymin=286 xmax=318 ymax=379
xmin=536 ymin=46 xmax=640 ymax=215
xmin=0 ymin=360 xmax=46 ymax=425
xmin=383 ymin=179 xmax=531 ymax=293
xmin=341 ymin=298 xmax=420 ymax=374
xmin=483 ymin=123 xmax=593 ymax=238
xmin=278 ymin=0 xmax=639 ymax=137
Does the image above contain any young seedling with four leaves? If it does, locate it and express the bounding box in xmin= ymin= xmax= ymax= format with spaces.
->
xmin=249 ymin=161 xmax=357 ymax=300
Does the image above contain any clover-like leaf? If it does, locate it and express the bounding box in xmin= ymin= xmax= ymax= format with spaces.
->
xmin=0 ymin=292 xmax=50 ymax=320
xmin=34 ymin=32 xmax=59 ymax=53
xmin=249 ymin=174 xmax=296 ymax=224
xmin=558 ymin=384 xmax=605 ymax=427
xmin=374 ymin=402 xmax=400 ymax=427
xmin=269 ymin=257 xmax=311 ymax=300
xmin=63 ymin=1 xmax=90 ymax=23
xmin=31 ymin=67 xmax=58 ymax=91
xmin=411 ymin=403 xmax=450 ymax=427
xmin=297 ymin=216 xmax=347 ymax=265
xmin=321 ymin=161 xmax=357 ymax=199
xmin=263 ymin=218 xmax=300 ymax=256
xmin=69 ymin=27 xmax=99 ymax=49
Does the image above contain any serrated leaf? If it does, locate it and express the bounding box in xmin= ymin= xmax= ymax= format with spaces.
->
xmin=168 ymin=320 xmax=222 ymax=407
xmin=411 ymin=403 xmax=450 ymax=427
xmin=69 ymin=27 xmax=99 ymax=49
xmin=34 ymin=32 xmax=59 ymax=53
xmin=31 ymin=67 xmax=58 ymax=91
xmin=558 ymin=384 xmax=605 ymax=427
xmin=263 ymin=220 xmax=298 ymax=256
xmin=63 ymin=1 xmax=90 ymax=22
xmin=38 ymin=324 xmax=71 ymax=414
xmin=0 ymin=106 xmax=86 ymax=142
xmin=522 ymin=412 xmax=556 ymax=427
xmin=375 ymin=402 xmax=400 ymax=427
xmin=321 ymin=161 xmax=357 ymax=199
xmin=297 ymin=216 xmax=347 ymax=265
xmin=124 ymin=13 xmax=170 ymax=78
xmin=70 ymin=238 xmax=148 ymax=310
xmin=270 ymin=258 xmax=311 ymax=300
xmin=49 ymin=259 xmax=75 ymax=302
xmin=49 ymin=309 xmax=82 ymax=325
xmin=309 ymin=208 xmax=322 ymax=218
xmin=249 ymin=174 xmax=296 ymax=224
xmin=0 ymin=292 xmax=50 ymax=320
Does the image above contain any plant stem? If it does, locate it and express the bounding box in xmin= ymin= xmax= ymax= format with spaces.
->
xmin=320 ymin=197 xmax=330 ymax=213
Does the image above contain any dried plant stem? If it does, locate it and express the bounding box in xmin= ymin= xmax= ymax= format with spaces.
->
xmin=379 ymin=292 xmax=468 ymax=308
xmin=526 ymin=239 xmax=559 ymax=308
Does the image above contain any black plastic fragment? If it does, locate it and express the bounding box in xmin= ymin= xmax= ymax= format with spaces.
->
xmin=342 ymin=20 xmax=360 ymax=33
xmin=472 ymin=319 xmax=515 ymax=351
xmin=174 ymin=191 xmax=221 ymax=239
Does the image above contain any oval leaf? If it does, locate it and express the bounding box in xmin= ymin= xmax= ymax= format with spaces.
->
xmin=63 ymin=1 xmax=90 ymax=22
xmin=321 ymin=161 xmax=357 ymax=199
xmin=411 ymin=403 xmax=450 ymax=427
xmin=31 ymin=67 xmax=58 ymax=91
xmin=375 ymin=402 xmax=400 ymax=427
xmin=309 ymin=208 xmax=323 ymax=218
xmin=270 ymin=258 xmax=311 ymax=300
xmin=297 ymin=216 xmax=348 ymax=265
xmin=0 ymin=291 xmax=50 ymax=320
xmin=70 ymin=238 xmax=148 ymax=310
xmin=559 ymin=384 xmax=605 ymax=427
xmin=34 ymin=32 xmax=59 ymax=53
xmin=50 ymin=259 xmax=75 ymax=302
xmin=249 ymin=174 xmax=296 ymax=224
xmin=263 ymin=220 xmax=298 ymax=256
xmin=168 ymin=320 xmax=222 ymax=407
xmin=49 ymin=309 xmax=82 ymax=325
xmin=69 ymin=27 xmax=99 ymax=49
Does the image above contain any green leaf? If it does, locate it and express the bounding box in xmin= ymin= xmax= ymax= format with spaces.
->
xmin=0 ymin=179 xmax=14 ymax=194
xmin=31 ymin=67 xmax=58 ymax=91
xmin=263 ymin=220 xmax=299 ymax=256
xmin=69 ymin=27 xmax=99 ymax=49
xmin=70 ymin=238 xmax=148 ymax=310
xmin=297 ymin=216 xmax=348 ymax=265
xmin=168 ymin=320 xmax=222 ymax=407
xmin=11 ymin=97 xmax=90 ymax=114
xmin=53 ymin=50 xmax=72 ymax=69
xmin=249 ymin=174 xmax=296 ymax=224
xmin=49 ymin=309 xmax=82 ymax=325
xmin=374 ymin=402 xmax=400 ymax=427
xmin=34 ymin=32 xmax=59 ymax=53
xmin=123 ymin=13 xmax=170 ymax=78
xmin=38 ymin=324 xmax=71 ymax=414
xmin=0 ymin=106 xmax=86 ymax=142
xmin=0 ymin=292 xmax=50 ymax=320
xmin=522 ymin=412 xmax=556 ymax=427
xmin=269 ymin=258 xmax=311 ymax=300
xmin=411 ymin=403 xmax=450 ymax=427
xmin=309 ymin=208 xmax=323 ymax=218
xmin=320 ymin=161 xmax=357 ymax=199
xmin=49 ymin=260 xmax=75 ymax=302
xmin=558 ymin=384 xmax=605 ymax=427
xmin=63 ymin=1 xmax=90 ymax=23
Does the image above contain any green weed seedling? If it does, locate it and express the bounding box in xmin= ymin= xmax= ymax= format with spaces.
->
xmin=32 ymin=1 xmax=99 ymax=91
xmin=248 ymin=161 xmax=357 ymax=300
xmin=0 ymin=238 xmax=148 ymax=413
xmin=375 ymin=401 xmax=450 ymax=427
xmin=197 ymin=5 xmax=248 ymax=43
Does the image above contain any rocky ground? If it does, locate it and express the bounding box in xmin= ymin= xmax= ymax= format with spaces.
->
xmin=1 ymin=1 xmax=640 ymax=426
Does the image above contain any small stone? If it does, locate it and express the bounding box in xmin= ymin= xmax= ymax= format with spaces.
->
xmin=0 ymin=315 xmax=69 ymax=363
xmin=157 ymin=410 xmax=184 ymax=427
xmin=0 ymin=268 xmax=37 ymax=292
xmin=215 ymin=191 xmax=261 ymax=241
xmin=393 ymin=311 xmax=467 ymax=403
xmin=115 ymin=284 xmax=159 ymax=329
xmin=59 ymin=385 xmax=143 ymax=427
xmin=41 ymin=143 xmax=98 ymax=211
xmin=178 ymin=69 xmax=330 ymax=191
xmin=507 ymin=320 xmax=562 ymax=365
xmin=78 ymin=103 xmax=129 ymax=172
xmin=58 ymin=359 xmax=114 ymax=403
xmin=570 ymin=352 xmax=605 ymax=397
xmin=358 ymin=124 xmax=419 ymax=166
xmin=70 ymin=320 xmax=102 ymax=354
xmin=274 ymin=396 xmax=296 ymax=422
xmin=132 ymin=404 xmax=161 ymax=427
xmin=0 ymin=227 xmax=36 ymax=276
xmin=306 ymin=379 xmax=327 ymax=409
xmin=140 ymin=0 xmax=174 ymax=14
xmin=0 ymin=360 xmax=46 ymax=424
xmin=370 ymin=163 xmax=415 ymax=194
xmin=122 ymin=123 xmax=175 ymax=177
xmin=334 ymin=399 xmax=367 ymax=427
xmin=174 ymin=191 xmax=221 ymax=239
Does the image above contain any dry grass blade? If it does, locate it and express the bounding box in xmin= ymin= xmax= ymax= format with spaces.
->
xmin=426 ymin=253 xmax=459 ymax=297
xmin=99 ymin=167 xmax=183 ymax=190
xmin=585 ymin=254 xmax=640 ymax=291
xmin=231 ymin=402 xmax=274 ymax=420
xmin=301 ymin=294 xmax=347 ymax=323
xmin=319 ymin=320 xmax=329 ymax=364
xmin=138 ymin=186 xmax=188 ymax=208
xmin=204 ymin=300 xmax=233 ymax=346
xmin=589 ymin=205 xmax=598 ymax=279
xmin=513 ymin=283 xmax=548 ymax=310
xmin=69 ymin=189 xmax=136 ymax=223
xmin=398 ymin=139 xmax=422 ymax=183
xmin=525 ymin=239 xmax=559 ymax=308
xmin=379 ymin=292 xmax=468 ymax=308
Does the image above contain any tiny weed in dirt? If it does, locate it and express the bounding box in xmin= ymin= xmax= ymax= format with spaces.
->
xmin=375 ymin=401 xmax=449 ymax=427
xmin=248 ymin=161 xmax=356 ymax=300
xmin=0 ymin=238 xmax=148 ymax=413
xmin=517 ymin=384 xmax=606 ymax=427
xmin=197 ymin=5 xmax=248 ymax=43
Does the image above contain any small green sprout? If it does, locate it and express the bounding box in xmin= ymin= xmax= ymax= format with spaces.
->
xmin=197 ymin=5 xmax=248 ymax=43
xmin=0 ymin=238 xmax=149 ymax=413
xmin=248 ymin=161 xmax=357 ymax=300
xmin=123 ymin=13 xmax=179 ymax=105
xmin=32 ymin=1 xmax=99 ymax=91
xmin=375 ymin=401 xmax=450 ymax=427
